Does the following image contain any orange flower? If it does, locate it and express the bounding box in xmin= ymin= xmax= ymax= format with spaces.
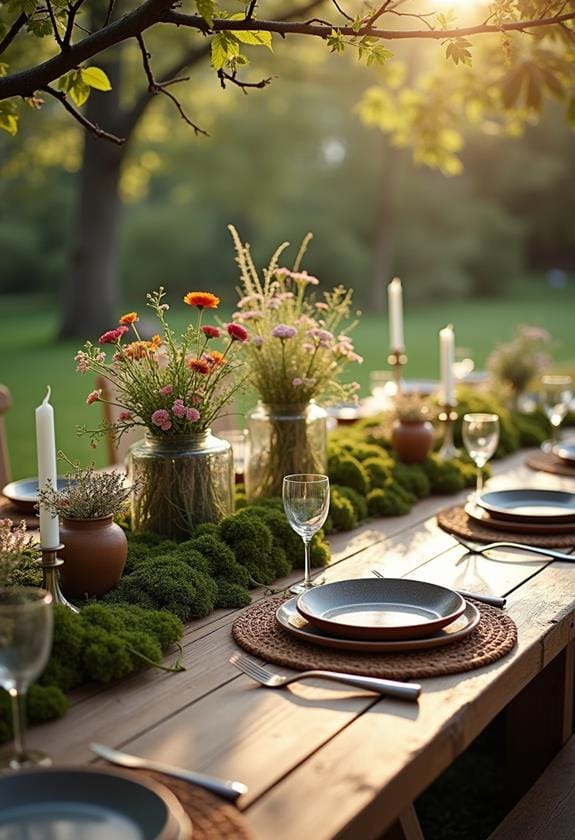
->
xmin=187 ymin=357 xmax=210 ymax=375
xmin=119 ymin=312 xmax=138 ymax=325
xmin=208 ymin=350 xmax=226 ymax=367
xmin=150 ymin=334 xmax=162 ymax=348
xmin=123 ymin=341 xmax=151 ymax=360
xmin=183 ymin=292 xmax=220 ymax=309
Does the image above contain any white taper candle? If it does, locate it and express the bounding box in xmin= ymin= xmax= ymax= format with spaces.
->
xmin=439 ymin=325 xmax=455 ymax=406
xmin=35 ymin=387 xmax=60 ymax=548
xmin=387 ymin=277 xmax=405 ymax=353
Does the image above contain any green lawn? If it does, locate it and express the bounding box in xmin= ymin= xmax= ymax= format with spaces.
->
xmin=2 ymin=285 xmax=574 ymax=478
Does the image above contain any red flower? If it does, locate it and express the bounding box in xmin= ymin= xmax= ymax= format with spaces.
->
xmin=202 ymin=325 xmax=220 ymax=339
xmin=98 ymin=326 xmax=129 ymax=344
xmin=227 ymin=323 xmax=249 ymax=343
xmin=187 ymin=357 xmax=210 ymax=375
xmin=183 ymin=292 xmax=220 ymax=309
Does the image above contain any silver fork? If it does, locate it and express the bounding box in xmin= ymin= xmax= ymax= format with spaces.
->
xmin=371 ymin=568 xmax=506 ymax=609
xmin=454 ymin=536 xmax=575 ymax=563
xmin=229 ymin=653 xmax=421 ymax=701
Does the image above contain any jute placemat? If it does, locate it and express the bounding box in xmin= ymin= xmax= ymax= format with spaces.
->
xmin=134 ymin=769 xmax=253 ymax=840
xmin=525 ymin=451 xmax=575 ymax=478
xmin=437 ymin=504 xmax=575 ymax=548
xmin=232 ymin=595 xmax=517 ymax=681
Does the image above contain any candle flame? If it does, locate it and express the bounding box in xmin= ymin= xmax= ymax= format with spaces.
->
xmin=42 ymin=386 xmax=52 ymax=406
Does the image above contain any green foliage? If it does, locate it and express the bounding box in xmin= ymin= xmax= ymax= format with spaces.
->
xmin=392 ymin=462 xmax=431 ymax=499
xmin=334 ymin=485 xmax=368 ymax=520
xmin=511 ymin=409 xmax=549 ymax=446
xmin=328 ymin=452 xmax=369 ymax=495
xmin=328 ymin=486 xmax=358 ymax=532
xmin=219 ymin=512 xmax=276 ymax=583
xmin=56 ymin=66 xmax=111 ymax=109
xmin=367 ymin=486 xmax=413 ymax=517
xmin=363 ymin=456 xmax=394 ymax=490
xmin=454 ymin=387 xmax=520 ymax=455
xmin=421 ymin=454 xmax=466 ymax=495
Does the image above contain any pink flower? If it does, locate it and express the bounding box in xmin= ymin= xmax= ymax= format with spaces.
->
xmin=159 ymin=303 xmax=170 ymax=311
xmin=252 ymin=336 xmax=265 ymax=348
xmin=86 ymin=389 xmax=101 ymax=405
xmin=74 ymin=351 xmax=90 ymax=373
xmin=98 ymin=326 xmax=129 ymax=344
xmin=159 ymin=384 xmax=174 ymax=396
xmin=274 ymin=267 xmax=290 ymax=278
xmin=240 ymin=310 xmax=262 ymax=321
xmin=347 ymin=351 xmax=364 ymax=363
xmin=172 ymin=399 xmax=186 ymax=418
xmin=292 ymin=378 xmax=303 ymax=387
xmin=186 ymin=407 xmax=201 ymax=422
xmin=272 ymin=324 xmax=297 ymax=340
xmin=227 ymin=323 xmax=249 ymax=342
xmin=119 ymin=411 xmax=132 ymax=421
xmin=292 ymin=270 xmax=319 ymax=285
xmin=151 ymin=409 xmax=171 ymax=431
xmin=267 ymin=298 xmax=281 ymax=310
xmin=202 ymin=325 xmax=220 ymax=339
xmin=315 ymin=302 xmax=329 ymax=311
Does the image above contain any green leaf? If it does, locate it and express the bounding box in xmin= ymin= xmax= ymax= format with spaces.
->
xmin=327 ymin=29 xmax=345 ymax=54
xmin=80 ymin=66 xmax=112 ymax=91
xmin=500 ymin=65 xmax=525 ymax=108
xmin=210 ymin=32 xmax=240 ymax=70
xmin=56 ymin=70 xmax=75 ymax=93
xmin=196 ymin=0 xmax=215 ymax=27
xmin=351 ymin=14 xmax=364 ymax=33
xmin=68 ymin=79 xmax=91 ymax=107
xmin=26 ymin=16 xmax=53 ymax=36
xmin=232 ymin=29 xmax=272 ymax=49
xmin=20 ymin=0 xmax=36 ymax=16
xmin=0 ymin=101 xmax=18 ymax=136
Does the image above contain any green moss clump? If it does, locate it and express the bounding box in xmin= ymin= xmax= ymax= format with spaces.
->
xmin=392 ymin=463 xmax=431 ymax=499
xmin=339 ymin=441 xmax=389 ymax=462
xmin=187 ymin=534 xmax=251 ymax=588
xmin=363 ymin=456 xmax=394 ymax=490
xmin=455 ymin=388 xmax=519 ymax=455
xmin=329 ymin=487 xmax=358 ymax=531
xmin=511 ymin=411 xmax=549 ymax=447
xmin=214 ymin=580 xmax=251 ymax=609
xmin=328 ymin=452 xmax=369 ymax=495
xmin=237 ymin=506 xmax=298 ymax=577
xmin=421 ymin=454 xmax=466 ymax=494
xmin=219 ymin=513 xmax=277 ymax=584
xmin=367 ymin=486 xmax=413 ymax=517
xmin=333 ymin=485 xmax=368 ymax=521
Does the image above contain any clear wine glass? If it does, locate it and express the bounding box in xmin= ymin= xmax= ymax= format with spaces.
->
xmin=283 ymin=474 xmax=330 ymax=595
xmin=0 ymin=587 xmax=53 ymax=771
xmin=540 ymin=375 xmax=573 ymax=451
xmin=461 ymin=413 xmax=500 ymax=496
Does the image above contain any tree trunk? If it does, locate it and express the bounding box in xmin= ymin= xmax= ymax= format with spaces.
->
xmin=58 ymin=55 xmax=127 ymax=339
xmin=371 ymin=140 xmax=399 ymax=313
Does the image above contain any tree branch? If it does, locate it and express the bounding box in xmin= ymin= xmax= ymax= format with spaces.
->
xmin=46 ymin=0 xmax=65 ymax=48
xmin=63 ymin=0 xmax=86 ymax=47
xmin=42 ymin=84 xmax=125 ymax=143
xmin=217 ymin=69 xmax=273 ymax=91
xmin=0 ymin=12 xmax=28 ymax=56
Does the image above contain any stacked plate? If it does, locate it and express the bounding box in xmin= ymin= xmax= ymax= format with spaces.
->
xmin=276 ymin=578 xmax=481 ymax=653
xmin=465 ymin=488 xmax=575 ymax=535
xmin=553 ymin=442 xmax=575 ymax=467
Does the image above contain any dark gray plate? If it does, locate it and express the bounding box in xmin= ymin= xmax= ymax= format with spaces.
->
xmin=0 ymin=767 xmax=191 ymax=840
xmin=2 ymin=477 xmax=77 ymax=513
xmin=477 ymin=489 xmax=575 ymax=523
xmin=553 ymin=443 xmax=575 ymax=465
xmin=465 ymin=502 xmax=575 ymax=535
xmin=296 ymin=579 xmax=466 ymax=640
xmin=277 ymin=596 xmax=480 ymax=652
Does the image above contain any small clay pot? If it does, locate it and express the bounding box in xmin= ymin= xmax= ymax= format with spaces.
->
xmin=59 ymin=516 xmax=128 ymax=598
xmin=391 ymin=419 xmax=435 ymax=464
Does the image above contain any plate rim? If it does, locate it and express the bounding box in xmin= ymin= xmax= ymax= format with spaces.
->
xmin=295 ymin=578 xmax=466 ymax=641
xmin=464 ymin=501 xmax=575 ymax=534
xmin=277 ymin=596 xmax=480 ymax=653
xmin=553 ymin=443 xmax=575 ymax=464
xmin=476 ymin=488 xmax=575 ymax=523
xmin=0 ymin=765 xmax=192 ymax=839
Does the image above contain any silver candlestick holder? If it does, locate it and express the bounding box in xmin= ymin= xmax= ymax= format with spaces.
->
xmin=387 ymin=349 xmax=407 ymax=396
xmin=39 ymin=545 xmax=79 ymax=613
xmin=438 ymin=406 xmax=459 ymax=460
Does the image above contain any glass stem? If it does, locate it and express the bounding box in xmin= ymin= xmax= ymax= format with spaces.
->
xmin=9 ymin=687 xmax=26 ymax=760
xmin=303 ymin=538 xmax=312 ymax=587
xmin=476 ymin=465 xmax=484 ymax=495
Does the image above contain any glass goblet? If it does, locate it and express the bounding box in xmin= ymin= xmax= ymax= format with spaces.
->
xmin=0 ymin=587 xmax=53 ymax=771
xmin=283 ymin=474 xmax=330 ymax=595
xmin=461 ymin=413 xmax=500 ymax=496
xmin=540 ymin=375 xmax=573 ymax=451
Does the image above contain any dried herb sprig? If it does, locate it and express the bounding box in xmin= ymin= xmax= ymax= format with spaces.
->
xmin=0 ymin=519 xmax=42 ymax=587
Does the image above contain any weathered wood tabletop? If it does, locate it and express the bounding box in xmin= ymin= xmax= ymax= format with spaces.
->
xmin=27 ymin=449 xmax=575 ymax=839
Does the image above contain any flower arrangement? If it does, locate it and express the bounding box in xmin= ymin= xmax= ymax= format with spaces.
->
xmin=229 ymin=226 xmax=362 ymax=406
xmin=76 ymin=288 xmax=248 ymax=446
xmin=394 ymin=394 xmax=433 ymax=424
xmin=38 ymin=458 xmax=135 ymax=520
xmin=229 ymin=225 xmax=362 ymax=498
xmin=487 ymin=325 xmax=552 ymax=403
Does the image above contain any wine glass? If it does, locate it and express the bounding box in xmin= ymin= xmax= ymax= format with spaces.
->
xmin=283 ymin=474 xmax=330 ymax=595
xmin=0 ymin=587 xmax=53 ymax=771
xmin=540 ymin=375 xmax=573 ymax=451
xmin=461 ymin=413 xmax=500 ymax=496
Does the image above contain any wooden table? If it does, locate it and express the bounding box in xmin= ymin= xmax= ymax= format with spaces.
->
xmin=26 ymin=449 xmax=575 ymax=839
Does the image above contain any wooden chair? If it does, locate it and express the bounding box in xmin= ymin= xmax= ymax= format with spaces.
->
xmin=488 ymin=736 xmax=575 ymax=840
xmin=0 ymin=385 xmax=12 ymax=489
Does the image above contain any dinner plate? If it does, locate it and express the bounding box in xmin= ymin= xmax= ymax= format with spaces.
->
xmin=476 ymin=489 xmax=575 ymax=523
xmin=464 ymin=502 xmax=575 ymax=535
xmin=2 ymin=477 xmax=76 ymax=513
xmin=0 ymin=767 xmax=192 ymax=840
xmin=296 ymin=579 xmax=466 ymax=640
xmin=277 ymin=596 xmax=480 ymax=653
xmin=553 ymin=442 xmax=575 ymax=465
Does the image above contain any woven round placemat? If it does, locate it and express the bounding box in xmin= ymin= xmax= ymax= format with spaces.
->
xmin=133 ymin=769 xmax=253 ymax=840
xmin=232 ymin=594 xmax=517 ymax=680
xmin=437 ymin=504 xmax=575 ymax=548
xmin=525 ymin=451 xmax=575 ymax=478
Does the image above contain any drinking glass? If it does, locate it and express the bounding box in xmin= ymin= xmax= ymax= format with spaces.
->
xmin=0 ymin=587 xmax=53 ymax=771
xmin=540 ymin=375 xmax=573 ymax=451
xmin=283 ymin=474 xmax=330 ymax=595
xmin=461 ymin=413 xmax=500 ymax=496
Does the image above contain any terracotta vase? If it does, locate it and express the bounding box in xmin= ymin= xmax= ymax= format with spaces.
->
xmin=59 ymin=516 xmax=128 ymax=598
xmin=391 ymin=419 xmax=435 ymax=465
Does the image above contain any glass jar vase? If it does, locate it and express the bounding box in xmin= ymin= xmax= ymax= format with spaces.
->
xmin=245 ymin=401 xmax=328 ymax=501
xmin=128 ymin=432 xmax=234 ymax=539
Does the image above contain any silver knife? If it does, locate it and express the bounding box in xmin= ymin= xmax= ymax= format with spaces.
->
xmin=90 ymin=742 xmax=247 ymax=802
xmin=371 ymin=569 xmax=506 ymax=608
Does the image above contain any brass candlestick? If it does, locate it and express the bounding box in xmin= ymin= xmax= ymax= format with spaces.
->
xmin=387 ymin=349 xmax=407 ymax=396
xmin=39 ymin=545 xmax=79 ymax=613
xmin=438 ymin=406 xmax=459 ymax=460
